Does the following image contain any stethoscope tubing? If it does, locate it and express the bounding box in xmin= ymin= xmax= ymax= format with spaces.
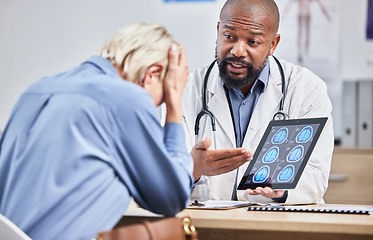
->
xmin=194 ymin=59 xmax=217 ymax=136
xmin=194 ymin=55 xmax=287 ymax=139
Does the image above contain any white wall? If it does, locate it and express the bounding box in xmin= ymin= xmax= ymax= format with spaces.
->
xmin=338 ymin=0 xmax=373 ymax=141
xmin=0 ymin=0 xmax=226 ymax=130
xmin=1 ymin=0 xmax=373 ymax=139
xmin=340 ymin=0 xmax=373 ymax=80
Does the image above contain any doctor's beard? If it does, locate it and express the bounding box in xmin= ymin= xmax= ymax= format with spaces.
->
xmin=217 ymin=56 xmax=266 ymax=90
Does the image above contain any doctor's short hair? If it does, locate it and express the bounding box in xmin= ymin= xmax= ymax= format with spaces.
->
xmin=97 ymin=22 xmax=177 ymax=84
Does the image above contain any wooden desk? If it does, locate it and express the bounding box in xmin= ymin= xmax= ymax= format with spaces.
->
xmin=325 ymin=147 xmax=373 ymax=205
xmin=119 ymin=202 xmax=373 ymax=240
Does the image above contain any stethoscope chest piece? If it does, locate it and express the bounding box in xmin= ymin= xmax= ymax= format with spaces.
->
xmin=273 ymin=111 xmax=288 ymax=121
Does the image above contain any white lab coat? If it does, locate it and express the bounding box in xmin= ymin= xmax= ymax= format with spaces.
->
xmin=182 ymin=56 xmax=334 ymax=204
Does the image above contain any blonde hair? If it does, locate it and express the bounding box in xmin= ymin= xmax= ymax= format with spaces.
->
xmin=98 ymin=23 xmax=176 ymax=83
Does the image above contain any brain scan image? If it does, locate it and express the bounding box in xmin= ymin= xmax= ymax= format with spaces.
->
xmin=271 ymin=127 xmax=288 ymax=144
xmin=296 ymin=126 xmax=313 ymax=143
xmin=253 ymin=165 xmax=270 ymax=183
xmin=286 ymin=145 xmax=304 ymax=163
xmin=277 ymin=165 xmax=295 ymax=182
xmin=238 ymin=118 xmax=327 ymax=190
xmin=262 ymin=146 xmax=280 ymax=164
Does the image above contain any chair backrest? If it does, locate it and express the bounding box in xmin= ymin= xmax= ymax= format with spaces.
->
xmin=0 ymin=214 xmax=32 ymax=240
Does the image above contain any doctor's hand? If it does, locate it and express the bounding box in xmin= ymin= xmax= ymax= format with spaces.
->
xmin=191 ymin=137 xmax=252 ymax=181
xmin=246 ymin=187 xmax=285 ymax=199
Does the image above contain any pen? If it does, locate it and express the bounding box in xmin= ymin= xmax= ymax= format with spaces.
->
xmin=190 ymin=200 xmax=204 ymax=206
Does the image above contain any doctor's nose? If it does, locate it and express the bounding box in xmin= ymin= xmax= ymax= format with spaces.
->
xmin=230 ymin=41 xmax=248 ymax=58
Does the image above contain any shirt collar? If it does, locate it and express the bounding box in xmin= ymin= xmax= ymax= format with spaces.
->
xmin=82 ymin=55 xmax=119 ymax=77
xmin=256 ymin=60 xmax=270 ymax=91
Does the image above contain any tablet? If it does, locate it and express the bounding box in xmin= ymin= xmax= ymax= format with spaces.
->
xmin=237 ymin=117 xmax=328 ymax=190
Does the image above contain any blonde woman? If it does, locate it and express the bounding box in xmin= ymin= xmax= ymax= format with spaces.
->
xmin=0 ymin=23 xmax=193 ymax=240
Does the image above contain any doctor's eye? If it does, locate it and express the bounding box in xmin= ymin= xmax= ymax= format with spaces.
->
xmin=248 ymin=40 xmax=260 ymax=45
xmin=224 ymin=33 xmax=233 ymax=39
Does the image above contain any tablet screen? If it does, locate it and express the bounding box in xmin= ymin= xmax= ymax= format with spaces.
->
xmin=237 ymin=117 xmax=328 ymax=190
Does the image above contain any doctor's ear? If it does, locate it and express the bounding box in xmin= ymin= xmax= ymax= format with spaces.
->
xmin=141 ymin=63 xmax=164 ymax=88
xmin=269 ymin=34 xmax=281 ymax=56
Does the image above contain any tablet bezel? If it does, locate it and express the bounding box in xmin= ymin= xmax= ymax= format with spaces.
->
xmin=237 ymin=117 xmax=328 ymax=190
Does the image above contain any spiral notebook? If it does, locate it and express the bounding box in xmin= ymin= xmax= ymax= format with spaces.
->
xmin=247 ymin=205 xmax=373 ymax=215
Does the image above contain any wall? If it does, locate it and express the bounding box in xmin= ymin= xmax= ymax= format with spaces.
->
xmin=0 ymin=0 xmax=226 ymax=131
xmin=341 ymin=0 xmax=373 ymax=81
xmin=1 ymin=0 xmax=373 ymax=139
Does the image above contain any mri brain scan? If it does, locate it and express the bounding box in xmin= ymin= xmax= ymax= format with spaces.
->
xmin=253 ymin=165 xmax=270 ymax=183
xmin=262 ymin=146 xmax=280 ymax=164
xmin=271 ymin=127 xmax=288 ymax=144
xmin=296 ymin=126 xmax=313 ymax=143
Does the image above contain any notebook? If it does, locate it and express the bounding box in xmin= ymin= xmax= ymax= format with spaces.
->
xmin=247 ymin=205 xmax=373 ymax=215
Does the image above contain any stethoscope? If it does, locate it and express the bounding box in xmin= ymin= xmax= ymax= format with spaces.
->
xmin=194 ymin=55 xmax=287 ymax=142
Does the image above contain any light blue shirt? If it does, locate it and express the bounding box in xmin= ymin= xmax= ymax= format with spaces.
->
xmin=0 ymin=56 xmax=194 ymax=240
xmin=226 ymin=61 xmax=269 ymax=148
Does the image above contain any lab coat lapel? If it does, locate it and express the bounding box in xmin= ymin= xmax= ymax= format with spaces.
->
xmin=243 ymin=57 xmax=284 ymax=148
xmin=206 ymin=67 xmax=236 ymax=148
xmin=237 ymin=57 xmax=284 ymax=188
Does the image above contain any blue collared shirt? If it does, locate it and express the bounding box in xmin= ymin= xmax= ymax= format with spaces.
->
xmin=0 ymin=56 xmax=194 ymax=240
xmin=225 ymin=61 xmax=269 ymax=148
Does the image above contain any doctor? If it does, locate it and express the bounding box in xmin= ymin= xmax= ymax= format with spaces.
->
xmin=183 ymin=0 xmax=334 ymax=204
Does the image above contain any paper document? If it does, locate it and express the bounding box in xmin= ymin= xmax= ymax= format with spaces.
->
xmin=188 ymin=200 xmax=253 ymax=210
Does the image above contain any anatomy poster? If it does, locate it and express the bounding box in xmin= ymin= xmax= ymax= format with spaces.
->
xmin=275 ymin=0 xmax=341 ymax=98
xmin=368 ymin=0 xmax=373 ymax=39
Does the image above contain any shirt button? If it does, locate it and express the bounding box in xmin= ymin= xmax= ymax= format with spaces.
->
xmin=243 ymin=102 xmax=246 ymax=105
